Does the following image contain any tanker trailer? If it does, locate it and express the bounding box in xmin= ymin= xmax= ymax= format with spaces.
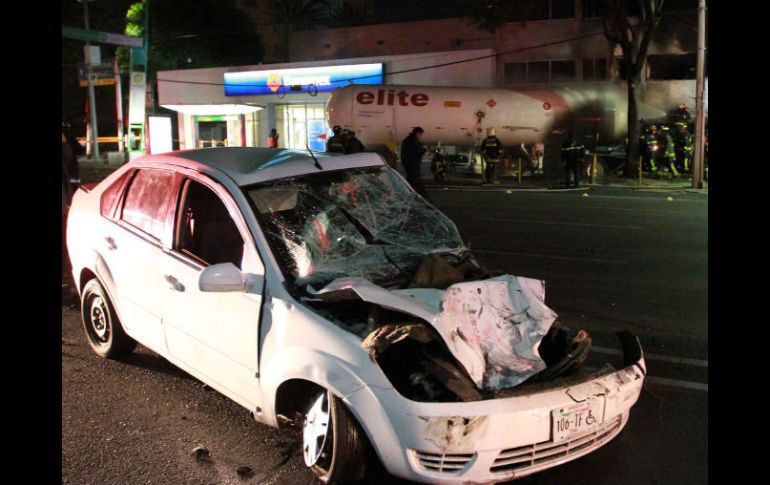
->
xmin=327 ymin=84 xmax=664 ymax=176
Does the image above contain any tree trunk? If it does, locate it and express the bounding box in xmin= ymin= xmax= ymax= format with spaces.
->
xmin=625 ymin=79 xmax=641 ymax=178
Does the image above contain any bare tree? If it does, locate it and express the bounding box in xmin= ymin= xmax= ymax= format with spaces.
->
xmin=602 ymin=0 xmax=665 ymax=177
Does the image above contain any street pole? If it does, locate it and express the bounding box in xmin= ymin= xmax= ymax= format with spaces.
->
xmin=114 ymin=58 xmax=125 ymax=154
xmin=82 ymin=0 xmax=100 ymax=161
xmin=692 ymin=0 xmax=706 ymax=189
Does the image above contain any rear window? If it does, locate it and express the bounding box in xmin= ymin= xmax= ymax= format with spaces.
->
xmin=121 ymin=169 xmax=176 ymax=240
xmin=100 ymin=170 xmax=133 ymax=218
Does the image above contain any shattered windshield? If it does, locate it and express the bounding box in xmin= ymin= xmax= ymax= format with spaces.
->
xmin=245 ymin=167 xmax=467 ymax=289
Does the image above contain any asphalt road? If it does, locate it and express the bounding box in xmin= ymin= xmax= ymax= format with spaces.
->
xmin=61 ymin=185 xmax=708 ymax=485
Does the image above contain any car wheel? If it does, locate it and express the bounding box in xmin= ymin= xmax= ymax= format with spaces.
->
xmin=302 ymin=389 xmax=369 ymax=483
xmin=81 ymin=278 xmax=137 ymax=359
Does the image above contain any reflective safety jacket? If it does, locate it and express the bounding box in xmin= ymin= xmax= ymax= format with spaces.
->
xmin=643 ymin=133 xmax=658 ymax=152
xmin=659 ymin=133 xmax=675 ymax=158
xmin=326 ymin=134 xmax=346 ymax=153
xmin=675 ymin=131 xmax=693 ymax=153
xmin=481 ymin=136 xmax=502 ymax=159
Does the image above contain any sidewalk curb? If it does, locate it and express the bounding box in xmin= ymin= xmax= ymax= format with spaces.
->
xmin=425 ymin=181 xmax=707 ymax=193
xmin=426 ymin=185 xmax=589 ymax=193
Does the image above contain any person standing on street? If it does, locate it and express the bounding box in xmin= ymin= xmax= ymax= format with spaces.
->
xmin=62 ymin=120 xmax=82 ymax=187
xmin=658 ymin=126 xmax=680 ymax=177
xmin=345 ymin=130 xmax=366 ymax=154
xmin=561 ymin=131 xmax=584 ymax=188
xmin=400 ymin=127 xmax=428 ymax=196
xmin=670 ymin=102 xmax=692 ymax=130
xmin=642 ymin=125 xmax=659 ymax=174
xmin=62 ymin=131 xmax=75 ymax=279
xmin=326 ymin=125 xmax=346 ymax=153
xmin=480 ymin=128 xmax=503 ymax=184
xmin=267 ymin=128 xmax=279 ymax=148
xmin=675 ymin=123 xmax=693 ymax=173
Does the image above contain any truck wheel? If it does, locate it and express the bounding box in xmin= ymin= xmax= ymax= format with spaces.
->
xmin=81 ymin=278 xmax=137 ymax=359
xmin=303 ymin=389 xmax=369 ymax=483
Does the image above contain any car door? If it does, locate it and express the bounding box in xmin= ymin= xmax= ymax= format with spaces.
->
xmin=159 ymin=176 xmax=264 ymax=409
xmin=103 ymin=167 xmax=179 ymax=354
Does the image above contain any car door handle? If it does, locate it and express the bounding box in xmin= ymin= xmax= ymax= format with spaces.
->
xmin=105 ymin=237 xmax=117 ymax=251
xmin=164 ymin=275 xmax=185 ymax=292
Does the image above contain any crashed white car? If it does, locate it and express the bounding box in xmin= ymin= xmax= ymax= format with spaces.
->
xmin=67 ymin=148 xmax=646 ymax=483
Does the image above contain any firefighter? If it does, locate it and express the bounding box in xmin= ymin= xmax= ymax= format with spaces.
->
xmin=480 ymin=128 xmax=503 ymax=184
xmin=532 ymin=141 xmax=545 ymax=174
xmin=345 ymin=130 xmax=366 ymax=154
xmin=670 ymin=102 xmax=692 ymax=130
xmin=326 ymin=125 xmax=346 ymax=153
xmin=561 ymin=131 xmax=585 ymax=188
xmin=658 ymin=126 xmax=680 ymax=177
xmin=431 ymin=146 xmax=450 ymax=182
xmin=642 ymin=125 xmax=659 ymax=174
xmin=675 ymin=123 xmax=693 ymax=173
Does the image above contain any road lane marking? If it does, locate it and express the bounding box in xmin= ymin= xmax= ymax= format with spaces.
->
xmin=644 ymin=376 xmax=708 ymax=392
xmin=539 ymin=205 xmax=690 ymax=215
xmin=475 ymin=218 xmax=643 ymax=230
xmin=473 ymin=248 xmax=629 ymax=265
xmin=591 ymin=346 xmax=708 ymax=368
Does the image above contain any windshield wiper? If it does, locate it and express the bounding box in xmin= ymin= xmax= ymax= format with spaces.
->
xmin=305 ymin=144 xmax=323 ymax=170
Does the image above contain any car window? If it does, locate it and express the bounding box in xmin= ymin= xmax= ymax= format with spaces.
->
xmin=176 ymin=179 xmax=245 ymax=269
xmin=121 ymin=169 xmax=176 ymax=240
xmin=100 ymin=170 xmax=133 ymax=218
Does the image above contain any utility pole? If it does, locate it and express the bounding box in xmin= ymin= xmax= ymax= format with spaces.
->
xmin=114 ymin=58 xmax=124 ymax=154
xmin=692 ymin=0 xmax=706 ymax=189
xmin=80 ymin=0 xmax=99 ymax=161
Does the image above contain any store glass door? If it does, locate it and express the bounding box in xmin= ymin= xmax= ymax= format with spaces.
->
xmin=275 ymin=104 xmax=327 ymax=151
xmin=196 ymin=118 xmax=227 ymax=148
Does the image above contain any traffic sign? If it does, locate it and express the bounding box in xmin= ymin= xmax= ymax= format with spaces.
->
xmin=62 ymin=26 xmax=144 ymax=48
xmin=78 ymin=61 xmax=116 ymax=87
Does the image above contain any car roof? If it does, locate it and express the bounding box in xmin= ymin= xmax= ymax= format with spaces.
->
xmin=131 ymin=147 xmax=385 ymax=187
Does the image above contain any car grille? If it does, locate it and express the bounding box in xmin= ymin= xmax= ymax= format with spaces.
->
xmin=411 ymin=450 xmax=476 ymax=474
xmin=490 ymin=415 xmax=623 ymax=474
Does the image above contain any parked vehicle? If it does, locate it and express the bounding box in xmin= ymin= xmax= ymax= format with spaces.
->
xmin=67 ymin=147 xmax=645 ymax=484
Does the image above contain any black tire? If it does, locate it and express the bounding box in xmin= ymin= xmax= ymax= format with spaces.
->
xmin=304 ymin=389 xmax=370 ymax=484
xmin=80 ymin=278 xmax=137 ymax=359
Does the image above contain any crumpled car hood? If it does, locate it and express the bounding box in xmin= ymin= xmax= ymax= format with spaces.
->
xmin=309 ymin=274 xmax=558 ymax=391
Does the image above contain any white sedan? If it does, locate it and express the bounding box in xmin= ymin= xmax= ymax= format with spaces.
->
xmin=67 ymin=147 xmax=645 ymax=483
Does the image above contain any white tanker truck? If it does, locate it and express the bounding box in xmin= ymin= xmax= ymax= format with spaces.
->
xmin=326 ymin=84 xmax=665 ymax=175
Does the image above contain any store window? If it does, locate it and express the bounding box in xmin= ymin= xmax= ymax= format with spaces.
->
xmin=551 ymin=60 xmax=576 ymax=81
xmin=274 ymin=104 xmax=328 ymax=151
xmin=648 ymin=54 xmax=698 ymax=80
xmin=504 ymin=63 xmax=527 ymax=84
xmin=583 ymin=58 xmax=608 ymax=80
xmin=528 ymin=61 xmax=550 ymax=83
xmin=529 ymin=1 xmax=549 ymax=20
xmin=583 ymin=0 xmax=602 ymax=19
xmin=551 ymin=0 xmax=575 ymax=19
xmin=505 ymin=60 xmax=578 ymax=84
xmin=510 ymin=0 xmax=575 ymax=21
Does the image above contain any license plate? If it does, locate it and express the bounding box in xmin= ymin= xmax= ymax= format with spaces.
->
xmin=551 ymin=398 xmax=605 ymax=442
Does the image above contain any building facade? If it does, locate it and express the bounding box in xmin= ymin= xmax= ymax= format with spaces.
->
xmin=158 ymin=0 xmax=701 ymax=152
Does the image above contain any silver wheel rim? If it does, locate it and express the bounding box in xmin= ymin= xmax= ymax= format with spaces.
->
xmin=90 ymin=296 xmax=109 ymax=340
xmin=302 ymin=392 xmax=330 ymax=467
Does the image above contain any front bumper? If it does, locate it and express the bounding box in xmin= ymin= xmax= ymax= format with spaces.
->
xmin=345 ymin=332 xmax=645 ymax=484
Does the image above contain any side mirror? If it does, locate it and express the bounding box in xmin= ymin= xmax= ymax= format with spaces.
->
xmin=199 ymin=263 xmax=249 ymax=293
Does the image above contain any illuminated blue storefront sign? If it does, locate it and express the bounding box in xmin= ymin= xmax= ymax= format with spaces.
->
xmin=224 ymin=63 xmax=383 ymax=96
